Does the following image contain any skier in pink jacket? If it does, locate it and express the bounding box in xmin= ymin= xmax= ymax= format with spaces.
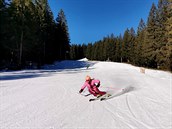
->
xmin=79 ymin=75 xmax=106 ymax=97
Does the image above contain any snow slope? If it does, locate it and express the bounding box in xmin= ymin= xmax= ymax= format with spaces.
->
xmin=0 ymin=59 xmax=171 ymax=129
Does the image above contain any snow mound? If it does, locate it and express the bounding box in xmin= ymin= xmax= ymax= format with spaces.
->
xmin=78 ymin=58 xmax=88 ymax=61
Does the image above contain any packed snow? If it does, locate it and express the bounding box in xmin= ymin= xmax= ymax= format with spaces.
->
xmin=0 ymin=59 xmax=171 ymax=129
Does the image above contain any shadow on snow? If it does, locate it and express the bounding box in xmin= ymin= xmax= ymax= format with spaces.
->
xmin=0 ymin=60 xmax=96 ymax=81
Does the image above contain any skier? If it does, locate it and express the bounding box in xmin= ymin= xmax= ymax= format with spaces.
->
xmin=79 ymin=75 xmax=106 ymax=97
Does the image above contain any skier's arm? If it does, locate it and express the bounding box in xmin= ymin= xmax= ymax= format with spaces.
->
xmin=79 ymin=82 xmax=87 ymax=93
xmin=88 ymin=87 xmax=97 ymax=94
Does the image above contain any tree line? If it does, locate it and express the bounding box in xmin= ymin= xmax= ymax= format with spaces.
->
xmin=0 ymin=0 xmax=70 ymax=69
xmin=0 ymin=0 xmax=171 ymax=71
xmin=70 ymin=0 xmax=172 ymax=71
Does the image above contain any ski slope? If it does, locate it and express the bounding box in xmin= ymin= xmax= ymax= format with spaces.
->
xmin=0 ymin=59 xmax=171 ymax=129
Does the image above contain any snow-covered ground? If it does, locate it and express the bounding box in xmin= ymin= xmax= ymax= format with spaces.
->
xmin=0 ymin=59 xmax=171 ymax=129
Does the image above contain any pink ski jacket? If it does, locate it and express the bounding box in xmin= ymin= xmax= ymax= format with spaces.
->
xmin=81 ymin=79 xmax=100 ymax=93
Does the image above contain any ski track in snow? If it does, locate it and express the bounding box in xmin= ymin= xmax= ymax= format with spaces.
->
xmin=0 ymin=60 xmax=171 ymax=129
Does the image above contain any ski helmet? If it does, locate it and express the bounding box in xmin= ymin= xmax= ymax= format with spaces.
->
xmin=85 ymin=75 xmax=91 ymax=81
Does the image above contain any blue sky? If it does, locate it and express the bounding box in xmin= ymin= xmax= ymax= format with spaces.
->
xmin=48 ymin=0 xmax=158 ymax=44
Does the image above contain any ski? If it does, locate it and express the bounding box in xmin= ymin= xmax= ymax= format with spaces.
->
xmin=89 ymin=94 xmax=111 ymax=102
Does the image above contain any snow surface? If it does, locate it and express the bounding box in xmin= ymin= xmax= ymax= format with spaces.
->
xmin=0 ymin=59 xmax=172 ymax=129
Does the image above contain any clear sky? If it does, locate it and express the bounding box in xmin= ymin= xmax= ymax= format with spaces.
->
xmin=48 ymin=0 xmax=158 ymax=44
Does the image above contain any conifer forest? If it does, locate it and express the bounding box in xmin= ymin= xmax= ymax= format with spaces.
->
xmin=0 ymin=0 xmax=172 ymax=71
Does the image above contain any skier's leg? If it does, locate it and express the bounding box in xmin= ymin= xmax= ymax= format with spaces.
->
xmin=99 ymin=91 xmax=106 ymax=96
xmin=93 ymin=86 xmax=106 ymax=96
xmin=88 ymin=89 xmax=98 ymax=96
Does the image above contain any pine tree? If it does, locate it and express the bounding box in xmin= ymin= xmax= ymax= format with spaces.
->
xmin=56 ymin=9 xmax=70 ymax=60
xmin=70 ymin=44 xmax=77 ymax=60
xmin=103 ymin=34 xmax=116 ymax=61
xmin=155 ymin=0 xmax=169 ymax=69
xmin=121 ymin=28 xmax=130 ymax=62
xmin=164 ymin=0 xmax=172 ymax=70
xmin=2 ymin=0 xmax=32 ymax=68
xmin=0 ymin=0 xmax=73 ymax=69
xmin=135 ymin=18 xmax=146 ymax=66
xmin=77 ymin=44 xmax=85 ymax=59
xmin=34 ymin=0 xmax=55 ymax=65
xmin=86 ymin=43 xmax=93 ymax=60
xmin=82 ymin=44 xmax=87 ymax=58
xmin=144 ymin=3 xmax=158 ymax=68
xmin=128 ymin=27 xmax=136 ymax=64
xmin=114 ymin=34 xmax=122 ymax=62
xmin=92 ymin=42 xmax=99 ymax=60
xmin=167 ymin=0 xmax=172 ymax=44
xmin=0 ymin=0 xmax=10 ymax=68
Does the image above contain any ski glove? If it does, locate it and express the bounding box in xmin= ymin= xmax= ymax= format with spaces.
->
xmin=79 ymin=89 xmax=83 ymax=93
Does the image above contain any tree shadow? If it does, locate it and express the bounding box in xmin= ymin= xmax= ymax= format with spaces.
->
xmin=0 ymin=71 xmax=53 ymax=81
xmin=43 ymin=60 xmax=95 ymax=70
xmin=0 ymin=60 xmax=96 ymax=81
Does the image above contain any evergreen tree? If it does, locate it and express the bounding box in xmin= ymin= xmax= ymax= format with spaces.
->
xmin=86 ymin=43 xmax=93 ymax=60
xmin=128 ymin=27 xmax=136 ymax=64
xmin=77 ymin=44 xmax=84 ymax=59
xmin=121 ymin=28 xmax=130 ymax=62
xmin=166 ymin=0 xmax=172 ymax=44
xmin=2 ymin=0 xmax=30 ymax=68
xmin=98 ymin=41 xmax=105 ymax=61
xmin=82 ymin=43 xmax=87 ymax=58
xmin=70 ymin=44 xmax=77 ymax=60
xmin=144 ymin=3 xmax=158 ymax=68
xmin=155 ymin=0 xmax=169 ymax=69
xmin=114 ymin=34 xmax=122 ymax=62
xmin=92 ymin=42 xmax=99 ymax=60
xmin=101 ymin=41 xmax=107 ymax=61
xmin=12 ymin=0 xmax=31 ymax=67
xmin=135 ymin=18 xmax=146 ymax=66
xmin=34 ymin=0 xmax=55 ymax=65
xmin=69 ymin=43 xmax=86 ymax=60
xmin=164 ymin=0 xmax=172 ymax=70
xmin=0 ymin=0 xmax=8 ymax=67
xmin=0 ymin=0 xmax=72 ymax=69
xmin=56 ymin=9 xmax=70 ymax=60
xmin=107 ymin=34 xmax=116 ymax=61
